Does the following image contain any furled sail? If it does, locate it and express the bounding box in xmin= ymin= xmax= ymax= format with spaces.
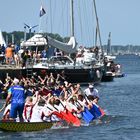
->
xmin=47 ymin=35 xmax=77 ymax=54
xmin=21 ymin=34 xmax=77 ymax=54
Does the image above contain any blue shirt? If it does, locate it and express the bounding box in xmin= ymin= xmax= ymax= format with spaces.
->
xmin=10 ymin=85 xmax=25 ymax=104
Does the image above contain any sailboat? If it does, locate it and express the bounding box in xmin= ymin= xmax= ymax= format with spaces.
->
xmin=21 ymin=0 xmax=104 ymax=84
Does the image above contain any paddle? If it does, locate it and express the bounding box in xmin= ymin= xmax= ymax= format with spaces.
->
xmin=46 ymin=106 xmax=64 ymax=120
xmin=0 ymin=103 xmax=6 ymax=113
xmin=41 ymin=96 xmax=71 ymax=124
xmin=66 ymin=88 xmax=94 ymax=123
xmin=51 ymin=91 xmax=81 ymax=126
xmin=60 ymin=101 xmax=81 ymax=126
xmin=99 ymin=106 xmax=106 ymax=117
xmin=84 ymin=93 xmax=105 ymax=118
xmin=76 ymin=101 xmax=94 ymax=124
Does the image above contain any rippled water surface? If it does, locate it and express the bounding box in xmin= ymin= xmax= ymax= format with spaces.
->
xmin=0 ymin=55 xmax=140 ymax=140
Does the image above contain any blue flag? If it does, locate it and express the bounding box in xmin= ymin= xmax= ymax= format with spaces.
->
xmin=40 ymin=6 xmax=46 ymax=17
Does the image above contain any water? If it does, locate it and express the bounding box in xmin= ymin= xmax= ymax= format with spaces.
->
xmin=0 ymin=54 xmax=140 ymax=140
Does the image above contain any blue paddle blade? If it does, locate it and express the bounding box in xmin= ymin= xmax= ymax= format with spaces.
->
xmin=81 ymin=107 xmax=94 ymax=123
xmin=90 ymin=104 xmax=102 ymax=119
xmin=89 ymin=108 xmax=96 ymax=119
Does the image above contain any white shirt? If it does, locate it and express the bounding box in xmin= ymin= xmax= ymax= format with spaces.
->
xmin=43 ymin=104 xmax=61 ymax=122
xmin=66 ymin=102 xmax=78 ymax=112
xmin=30 ymin=104 xmax=43 ymax=122
xmin=84 ymin=88 xmax=99 ymax=98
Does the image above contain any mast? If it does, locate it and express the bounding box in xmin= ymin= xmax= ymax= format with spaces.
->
xmin=70 ymin=0 xmax=74 ymax=36
xmin=93 ymin=0 xmax=103 ymax=55
xmin=12 ymin=34 xmax=14 ymax=44
xmin=107 ymin=32 xmax=111 ymax=55
xmin=24 ymin=26 xmax=27 ymax=41
xmin=50 ymin=0 xmax=53 ymax=33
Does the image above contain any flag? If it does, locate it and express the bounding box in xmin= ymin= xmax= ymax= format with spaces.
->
xmin=40 ymin=5 xmax=46 ymax=17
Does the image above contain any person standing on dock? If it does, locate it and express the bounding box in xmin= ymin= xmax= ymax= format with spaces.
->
xmin=5 ymin=78 xmax=25 ymax=122
xmin=5 ymin=43 xmax=14 ymax=65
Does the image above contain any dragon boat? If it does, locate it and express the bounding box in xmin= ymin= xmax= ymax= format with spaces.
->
xmin=0 ymin=120 xmax=53 ymax=132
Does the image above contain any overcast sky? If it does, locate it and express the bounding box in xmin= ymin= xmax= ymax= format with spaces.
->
xmin=0 ymin=0 xmax=140 ymax=46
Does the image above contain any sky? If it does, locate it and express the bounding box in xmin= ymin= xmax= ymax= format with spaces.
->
xmin=0 ymin=0 xmax=140 ymax=46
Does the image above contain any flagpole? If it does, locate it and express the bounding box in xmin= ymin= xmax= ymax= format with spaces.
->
xmin=50 ymin=0 xmax=52 ymax=33
xmin=39 ymin=5 xmax=46 ymax=34
xmin=39 ymin=17 xmax=42 ymax=33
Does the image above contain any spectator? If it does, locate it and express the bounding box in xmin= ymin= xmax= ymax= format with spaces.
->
xmin=5 ymin=44 xmax=14 ymax=64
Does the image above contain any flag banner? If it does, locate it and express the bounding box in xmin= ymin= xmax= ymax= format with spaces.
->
xmin=40 ymin=6 xmax=46 ymax=17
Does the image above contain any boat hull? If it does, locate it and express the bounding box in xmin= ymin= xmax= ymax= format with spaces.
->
xmin=115 ymin=73 xmax=125 ymax=78
xmin=0 ymin=121 xmax=53 ymax=132
xmin=101 ymin=72 xmax=114 ymax=82
xmin=31 ymin=67 xmax=103 ymax=84
xmin=0 ymin=65 xmax=103 ymax=84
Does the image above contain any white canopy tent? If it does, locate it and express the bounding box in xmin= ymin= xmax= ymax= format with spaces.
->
xmin=20 ymin=34 xmax=47 ymax=47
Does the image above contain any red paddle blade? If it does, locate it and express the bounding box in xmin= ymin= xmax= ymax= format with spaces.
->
xmin=53 ymin=110 xmax=81 ymax=126
xmin=53 ymin=111 xmax=63 ymax=119
xmin=66 ymin=110 xmax=81 ymax=126
xmin=99 ymin=107 xmax=106 ymax=117
xmin=60 ymin=111 xmax=71 ymax=123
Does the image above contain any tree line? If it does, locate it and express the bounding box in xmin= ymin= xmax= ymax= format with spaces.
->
xmin=2 ymin=31 xmax=140 ymax=54
xmin=2 ymin=31 xmax=70 ymax=46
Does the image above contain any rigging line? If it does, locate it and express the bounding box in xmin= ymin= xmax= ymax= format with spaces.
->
xmin=56 ymin=0 xmax=67 ymax=38
xmin=57 ymin=0 xmax=64 ymax=36
xmin=39 ymin=2 xmax=47 ymax=33
xmin=86 ymin=1 xmax=94 ymax=47
xmin=51 ymin=0 xmax=57 ymax=33
xmin=83 ymin=0 xmax=91 ymax=47
xmin=66 ymin=0 xmax=69 ymax=36
xmin=46 ymin=0 xmax=52 ymax=33
xmin=62 ymin=0 xmax=68 ymax=37
xmin=93 ymin=0 xmax=103 ymax=54
xmin=81 ymin=0 xmax=87 ymax=46
xmin=86 ymin=0 xmax=92 ymax=46
xmin=49 ymin=0 xmax=53 ymax=33
xmin=91 ymin=0 xmax=95 ymax=47
xmin=44 ymin=0 xmax=48 ymax=33
xmin=77 ymin=0 xmax=84 ymax=45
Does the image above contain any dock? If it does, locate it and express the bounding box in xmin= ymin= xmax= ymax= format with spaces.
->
xmin=0 ymin=64 xmax=24 ymax=80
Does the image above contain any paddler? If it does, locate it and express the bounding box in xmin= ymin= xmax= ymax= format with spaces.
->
xmin=23 ymin=90 xmax=39 ymax=122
